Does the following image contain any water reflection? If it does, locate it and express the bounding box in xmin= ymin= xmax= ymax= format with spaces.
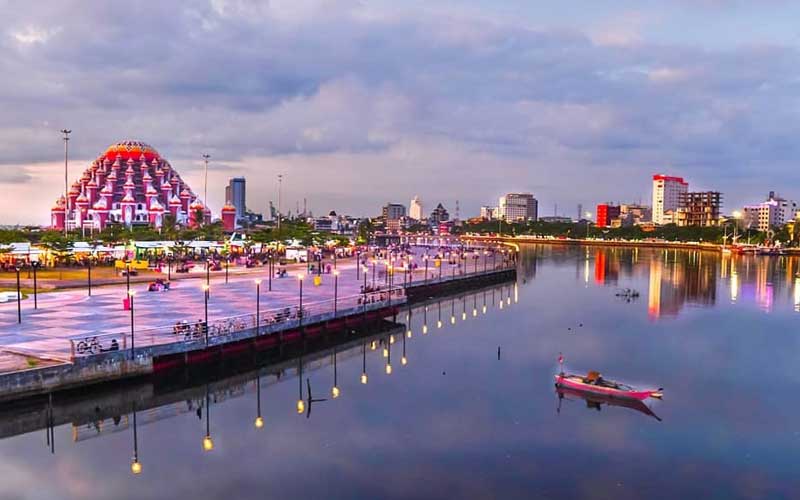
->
xmin=0 ymin=283 xmax=518 ymax=475
xmin=519 ymin=244 xmax=800 ymax=319
xmin=556 ymin=387 xmax=662 ymax=422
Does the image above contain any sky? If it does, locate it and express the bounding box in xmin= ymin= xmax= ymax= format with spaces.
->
xmin=3 ymin=0 xmax=800 ymax=225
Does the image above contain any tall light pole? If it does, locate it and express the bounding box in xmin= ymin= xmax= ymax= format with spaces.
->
xmin=333 ymin=270 xmax=339 ymax=317
xmin=255 ymin=279 xmax=261 ymax=335
xmin=203 ymin=284 xmax=210 ymax=345
xmin=297 ymin=274 xmax=304 ymax=328
xmin=61 ymin=129 xmax=71 ymax=237
xmin=277 ymin=174 xmax=283 ymax=235
xmin=15 ymin=266 xmax=21 ymax=324
xmin=128 ymin=290 xmax=136 ymax=359
xmin=202 ymin=154 xmax=210 ymax=210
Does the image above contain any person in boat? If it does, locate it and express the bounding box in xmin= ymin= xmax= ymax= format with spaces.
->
xmin=584 ymin=370 xmax=604 ymax=386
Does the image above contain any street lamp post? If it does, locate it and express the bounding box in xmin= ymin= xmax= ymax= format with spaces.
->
xmin=203 ymin=284 xmax=210 ymax=345
xmin=268 ymin=251 xmax=273 ymax=291
xmin=424 ymin=255 xmax=429 ymax=282
xmin=128 ymin=290 xmax=136 ymax=360
xmin=15 ymin=266 xmax=21 ymax=323
xmin=333 ymin=270 xmax=339 ymax=317
xmin=32 ymin=262 xmax=39 ymax=309
xmin=61 ymin=129 xmax=71 ymax=238
xmin=255 ymin=279 xmax=261 ymax=335
xmin=298 ymin=274 xmax=304 ymax=329
xmin=87 ymin=256 xmax=92 ymax=297
xmin=225 ymin=256 xmax=229 ymax=284
xmin=202 ymin=154 xmax=210 ymax=212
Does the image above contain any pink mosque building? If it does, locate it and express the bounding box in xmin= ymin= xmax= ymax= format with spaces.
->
xmin=51 ymin=140 xmax=237 ymax=232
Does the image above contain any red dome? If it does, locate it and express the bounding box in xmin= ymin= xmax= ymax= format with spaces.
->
xmin=100 ymin=140 xmax=161 ymax=163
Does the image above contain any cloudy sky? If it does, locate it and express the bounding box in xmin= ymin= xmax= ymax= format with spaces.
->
xmin=2 ymin=0 xmax=800 ymax=225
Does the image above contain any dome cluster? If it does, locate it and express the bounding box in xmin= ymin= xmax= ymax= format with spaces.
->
xmin=51 ymin=140 xmax=209 ymax=231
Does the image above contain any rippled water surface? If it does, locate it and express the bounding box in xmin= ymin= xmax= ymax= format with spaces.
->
xmin=2 ymin=244 xmax=800 ymax=500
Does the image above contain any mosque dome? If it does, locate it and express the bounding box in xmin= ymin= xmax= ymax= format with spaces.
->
xmin=101 ymin=140 xmax=161 ymax=163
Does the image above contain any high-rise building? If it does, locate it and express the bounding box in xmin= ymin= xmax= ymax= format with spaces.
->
xmin=430 ymin=203 xmax=450 ymax=224
xmin=498 ymin=193 xmax=538 ymax=221
xmin=225 ymin=177 xmax=246 ymax=222
xmin=595 ymin=204 xmax=621 ymax=228
xmin=652 ymin=175 xmax=688 ymax=224
xmin=382 ymin=203 xmax=406 ymax=221
xmin=409 ymin=196 xmax=424 ymax=220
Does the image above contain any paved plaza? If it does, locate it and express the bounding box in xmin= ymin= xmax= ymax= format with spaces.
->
xmin=0 ymin=248 xmax=506 ymax=360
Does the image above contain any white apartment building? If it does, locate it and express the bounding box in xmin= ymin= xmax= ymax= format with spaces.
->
xmin=480 ymin=206 xmax=497 ymax=220
xmin=498 ymin=193 xmax=538 ymax=221
xmin=743 ymin=192 xmax=797 ymax=231
xmin=652 ymin=174 xmax=688 ymax=224
xmin=409 ymin=196 xmax=424 ymax=220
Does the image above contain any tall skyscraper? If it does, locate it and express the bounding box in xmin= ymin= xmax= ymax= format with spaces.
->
xmin=652 ymin=174 xmax=688 ymax=224
xmin=225 ymin=177 xmax=246 ymax=222
xmin=498 ymin=193 xmax=538 ymax=221
xmin=409 ymin=196 xmax=424 ymax=220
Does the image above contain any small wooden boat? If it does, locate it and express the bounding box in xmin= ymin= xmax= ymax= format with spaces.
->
xmin=554 ymin=371 xmax=662 ymax=401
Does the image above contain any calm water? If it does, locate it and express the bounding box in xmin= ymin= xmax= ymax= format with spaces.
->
xmin=2 ymin=244 xmax=800 ymax=500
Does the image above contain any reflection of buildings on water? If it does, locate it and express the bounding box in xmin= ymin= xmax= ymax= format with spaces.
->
xmin=647 ymin=251 xmax=717 ymax=320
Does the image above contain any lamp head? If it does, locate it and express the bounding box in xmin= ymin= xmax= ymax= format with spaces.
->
xmin=202 ymin=435 xmax=214 ymax=452
xmin=254 ymin=416 xmax=264 ymax=429
xmin=131 ymin=460 xmax=142 ymax=475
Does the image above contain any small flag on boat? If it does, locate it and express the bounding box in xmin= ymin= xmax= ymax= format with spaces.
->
xmin=558 ymin=353 xmax=564 ymax=365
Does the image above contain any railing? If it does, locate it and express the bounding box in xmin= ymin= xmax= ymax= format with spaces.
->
xmin=68 ymin=289 xmax=406 ymax=360
xmin=69 ymin=332 xmax=128 ymax=359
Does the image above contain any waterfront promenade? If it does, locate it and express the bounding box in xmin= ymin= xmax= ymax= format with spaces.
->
xmin=0 ymin=246 xmax=509 ymax=362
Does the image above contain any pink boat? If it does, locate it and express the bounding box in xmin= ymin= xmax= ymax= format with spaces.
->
xmin=554 ymin=371 xmax=663 ymax=401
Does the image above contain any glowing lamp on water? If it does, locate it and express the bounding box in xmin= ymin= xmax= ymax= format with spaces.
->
xmin=437 ymin=320 xmax=442 ymax=329
xmin=296 ymin=399 xmax=305 ymax=414
xmin=401 ymin=356 xmax=408 ymax=366
xmin=385 ymin=364 xmax=393 ymax=375
xmin=407 ymin=330 xmax=412 ymax=338
xmin=422 ymin=325 xmax=428 ymax=334
xmin=361 ymin=373 xmax=368 ymax=384
xmin=332 ymin=386 xmax=340 ymax=399
xmin=383 ymin=348 xmax=389 ymax=358
xmin=473 ymin=309 xmax=477 ymax=317
xmin=370 ymin=341 xmax=377 ymax=351
xmin=482 ymin=305 xmax=487 ymax=314
xmin=390 ymin=335 xmax=395 ymax=344
xmin=461 ymin=312 xmax=467 ymax=321
xmin=131 ymin=460 xmax=142 ymax=475
xmin=202 ymin=435 xmax=214 ymax=452
xmin=450 ymin=316 xmax=456 ymax=325
xmin=254 ymin=416 xmax=264 ymax=429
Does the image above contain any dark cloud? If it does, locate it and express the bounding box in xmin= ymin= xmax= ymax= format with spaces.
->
xmin=0 ymin=0 xmax=798 ymax=222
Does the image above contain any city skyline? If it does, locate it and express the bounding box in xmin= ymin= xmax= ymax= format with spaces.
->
xmin=5 ymin=2 xmax=800 ymax=224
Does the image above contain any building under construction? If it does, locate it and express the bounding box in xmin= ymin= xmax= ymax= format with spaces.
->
xmin=676 ymin=191 xmax=722 ymax=227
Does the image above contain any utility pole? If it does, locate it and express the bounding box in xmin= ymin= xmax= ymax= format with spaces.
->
xmin=61 ymin=129 xmax=71 ymax=237
xmin=277 ymin=174 xmax=283 ymax=234
xmin=202 ymin=154 xmax=210 ymax=209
